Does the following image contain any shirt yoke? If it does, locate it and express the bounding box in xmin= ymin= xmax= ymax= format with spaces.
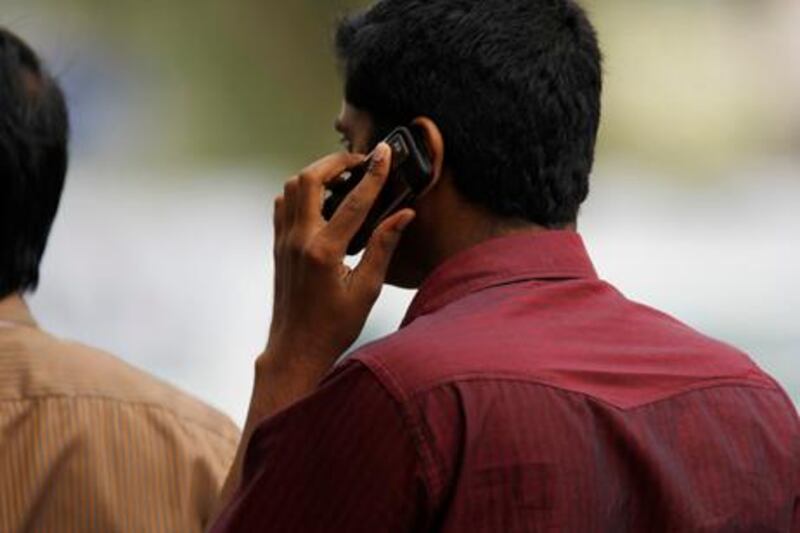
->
xmin=0 ymin=325 xmax=239 ymax=442
xmin=352 ymin=278 xmax=779 ymax=411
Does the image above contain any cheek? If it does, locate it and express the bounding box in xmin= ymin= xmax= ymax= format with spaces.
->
xmin=352 ymin=121 xmax=379 ymax=154
xmin=352 ymin=134 xmax=373 ymax=154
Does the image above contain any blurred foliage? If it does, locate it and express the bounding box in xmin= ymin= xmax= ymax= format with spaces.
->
xmin=585 ymin=0 xmax=796 ymax=178
xmin=62 ymin=0 xmax=364 ymax=165
xmin=1 ymin=0 xmax=797 ymax=177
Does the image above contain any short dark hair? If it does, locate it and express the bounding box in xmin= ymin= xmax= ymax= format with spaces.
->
xmin=335 ymin=0 xmax=602 ymax=227
xmin=0 ymin=29 xmax=69 ymax=299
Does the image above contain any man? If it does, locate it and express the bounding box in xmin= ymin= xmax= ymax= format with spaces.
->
xmin=211 ymin=0 xmax=799 ymax=531
xmin=0 ymin=29 xmax=239 ymax=532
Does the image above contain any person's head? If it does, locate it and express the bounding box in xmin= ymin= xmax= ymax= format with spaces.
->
xmin=0 ymin=29 xmax=69 ymax=300
xmin=334 ymin=0 xmax=602 ymax=287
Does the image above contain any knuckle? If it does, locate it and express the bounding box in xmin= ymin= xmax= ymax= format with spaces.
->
xmin=303 ymin=242 xmax=335 ymax=266
xmin=366 ymin=159 xmax=383 ymax=178
xmin=360 ymin=280 xmax=382 ymax=304
xmin=283 ymin=177 xmax=299 ymax=194
xmin=297 ymin=172 xmax=315 ymax=189
xmin=367 ymin=227 xmax=397 ymax=253
xmin=284 ymin=233 xmax=304 ymax=254
xmin=341 ymin=195 xmax=364 ymax=215
xmin=381 ymin=229 xmax=401 ymax=249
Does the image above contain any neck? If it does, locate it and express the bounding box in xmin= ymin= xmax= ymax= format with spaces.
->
xmin=0 ymin=293 xmax=36 ymax=328
xmin=389 ymin=173 xmax=577 ymax=288
xmin=392 ymin=203 xmax=549 ymax=289
xmin=432 ymin=213 xmax=545 ymax=273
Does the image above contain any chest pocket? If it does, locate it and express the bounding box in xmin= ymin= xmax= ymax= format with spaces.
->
xmin=460 ymin=462 xmax=555 ymax=532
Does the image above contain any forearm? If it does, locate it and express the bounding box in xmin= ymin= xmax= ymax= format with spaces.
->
xmin=208 ymin=145 xmax=410 ymax=530
xmin=209 ymin=350 xmax=331 ymax=527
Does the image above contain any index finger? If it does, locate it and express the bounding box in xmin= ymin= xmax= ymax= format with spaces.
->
xmin=321 ymin=143 xmax=392 ymax=250
xmin=296 ymin=151 xmax=366 ymax=225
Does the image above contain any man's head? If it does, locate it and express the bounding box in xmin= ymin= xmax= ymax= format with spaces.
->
xmin=0 ymin=29 xmax=69 ymax=300
xmin=334 ymin=0 xmax=602 ymax=287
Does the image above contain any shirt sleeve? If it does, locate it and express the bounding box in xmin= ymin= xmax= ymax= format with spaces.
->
xmin=210 ymin=359 xmax=427 ymax=533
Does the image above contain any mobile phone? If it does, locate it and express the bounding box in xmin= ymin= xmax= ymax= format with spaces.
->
xmin=322 ymin=126 xmax=433 ymax=255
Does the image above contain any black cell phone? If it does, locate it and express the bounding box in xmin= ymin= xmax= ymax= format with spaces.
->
xmin=322 ymin=126 xmax=433 ymax=255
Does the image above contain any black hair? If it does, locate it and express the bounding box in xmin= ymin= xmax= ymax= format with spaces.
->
xmin=0 ymin=28 xmax=69 ymax=299
xmin=335 ymin=0 xmax=602 ymax=227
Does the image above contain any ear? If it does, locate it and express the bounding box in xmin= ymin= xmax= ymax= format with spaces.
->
xmin=411 ymin=116 xmax=445 ymax=191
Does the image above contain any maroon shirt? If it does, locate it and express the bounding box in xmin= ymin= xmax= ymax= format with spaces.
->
xmin=212 ymin=231 xmax=800 ymax=532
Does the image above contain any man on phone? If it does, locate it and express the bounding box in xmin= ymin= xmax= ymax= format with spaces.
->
xmin=211 ymin=0 xmax=799 ymax=531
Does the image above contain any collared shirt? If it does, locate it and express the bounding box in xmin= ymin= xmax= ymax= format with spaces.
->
xmin=0 ymin=296 xmax=240 ymax=532
xmin=211 ymin=230 xmax=800 ymax=532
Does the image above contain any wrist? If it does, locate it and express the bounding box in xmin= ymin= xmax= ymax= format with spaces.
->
xmin=255 ymin=344 xmax=334 ymax=391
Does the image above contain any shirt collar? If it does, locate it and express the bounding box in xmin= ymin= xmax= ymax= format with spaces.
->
xmin=0 ymin=294 xmax=38 ymax=329
xmin=401 ymin=230 xmax=597 ymax=327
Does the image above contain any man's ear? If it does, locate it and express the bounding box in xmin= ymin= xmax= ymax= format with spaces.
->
xmin=411 ymin=116 xmax=445 ymax=190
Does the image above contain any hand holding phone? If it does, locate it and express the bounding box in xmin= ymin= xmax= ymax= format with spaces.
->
xmin=322 ymin=126 xmax=433 ymax=255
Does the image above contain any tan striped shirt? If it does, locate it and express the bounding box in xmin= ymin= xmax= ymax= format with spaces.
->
xmin=0 ymin=296 xmax=240 ymax=532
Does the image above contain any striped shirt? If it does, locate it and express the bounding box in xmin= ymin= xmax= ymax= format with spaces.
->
xmin=0 ymin=296 xmax=240 ymax=532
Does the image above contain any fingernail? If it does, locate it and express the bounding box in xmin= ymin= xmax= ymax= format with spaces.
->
xmin=395 ymin=213 xmax=415 ymax=232
xmin=371 ymin=143 xmax=389 ymax=164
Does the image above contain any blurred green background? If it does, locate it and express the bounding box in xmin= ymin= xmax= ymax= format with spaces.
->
xmin=5 ymin=0 xmax=366 ymax=166
xmin=2 ymin=0 xmax=797 ymax=422
xmin=6 ymin=0 xmax=798 ymax=170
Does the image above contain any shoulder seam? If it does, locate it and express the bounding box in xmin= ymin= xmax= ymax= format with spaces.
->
xmin=406 ymin=372 xmax=782 ymax=411
xmin=349 ymin=358 xmax=441 ymax=506
xmin=0 ymin=393 xmax=239 ymax=444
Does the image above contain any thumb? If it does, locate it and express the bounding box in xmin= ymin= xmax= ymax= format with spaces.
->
xmin=353 ymin=209 xmax=415 ymax=295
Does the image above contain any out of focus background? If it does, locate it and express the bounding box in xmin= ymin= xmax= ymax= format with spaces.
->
xmin=2 ymin=0 xmax=797 ymax=423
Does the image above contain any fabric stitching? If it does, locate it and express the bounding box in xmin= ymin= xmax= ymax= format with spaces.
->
xmin=0 ymin=393 xmax=239 ymax=444
xmin=408 ymin=372 xmax=781 ymax=412
xmin=353 ymin=357 xmax=443 ymax=508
